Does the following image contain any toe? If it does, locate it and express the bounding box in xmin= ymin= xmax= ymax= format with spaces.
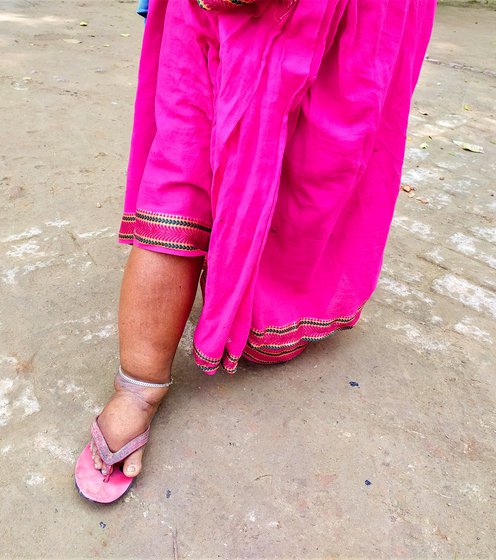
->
xmin=122 ymin=447 xmax=144 ymax=478
xmin=90 ymin=441 xmax=104 ymax=470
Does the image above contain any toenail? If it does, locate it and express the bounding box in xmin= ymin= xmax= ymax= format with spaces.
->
xmin=102 ymin=469 xmax=107 ymax=475
xmin=94 ymin=463 xmax=99 ymax=469
xmin=126 ymin=465 xmax=136 ymax=474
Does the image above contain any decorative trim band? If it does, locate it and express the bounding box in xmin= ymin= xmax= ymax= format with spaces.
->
xmin=192 ymin=304 xmax=365 ymax=375
xmin=119 ymin=210 xmax=211 ymax=253
xmin=244 ymin=341 xmax=309 ymax=358
xmin=247 ymin=306 xmax=364 ymax=349
xmin=243 ymin=343 xmax=307 ymax=365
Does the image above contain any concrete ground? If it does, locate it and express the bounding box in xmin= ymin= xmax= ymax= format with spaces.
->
xmin=1 ymin=2 xmax=495 ymax=558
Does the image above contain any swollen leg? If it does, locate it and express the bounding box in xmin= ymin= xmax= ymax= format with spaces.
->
xmin=119 ymin=246 xmax=204 ymax=381
xmin=91 ymin=247 xmax=203 ymax=477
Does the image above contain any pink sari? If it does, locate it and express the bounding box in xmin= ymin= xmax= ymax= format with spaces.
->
xmin=119 ymin=0 xmax=436 ymax=374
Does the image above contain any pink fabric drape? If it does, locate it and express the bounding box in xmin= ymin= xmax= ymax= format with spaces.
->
xmin=120 ymin=0 xmax=436 ymax=373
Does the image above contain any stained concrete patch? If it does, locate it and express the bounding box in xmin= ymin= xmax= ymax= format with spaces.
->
xmin=432 ymin=274 xmax=496 ymax=318
xmin=0 ymin=377 xmax=40 ymax=427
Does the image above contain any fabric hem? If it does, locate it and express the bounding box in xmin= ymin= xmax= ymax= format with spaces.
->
xmin=119 ymin=210 xmax=211 ymax=256
xmin=119 ymin=237 xmax=207 ymax=258
xmin=193 ymin=303 xmax=365 ymax=375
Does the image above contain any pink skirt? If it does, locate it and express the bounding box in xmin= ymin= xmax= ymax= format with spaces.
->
xmin=119 ymin=0 xmax=436 ymax=374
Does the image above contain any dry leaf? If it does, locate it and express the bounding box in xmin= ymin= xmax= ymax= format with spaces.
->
xmin=453 ymin=140 xmax=484 ymax=153
xmin=463 ymin=104 xmax=472 ymax=111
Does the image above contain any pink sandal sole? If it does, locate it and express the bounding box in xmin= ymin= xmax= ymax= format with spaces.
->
xmin=75 ymin=443 xmax=134 ymax=503
xmin=74 ymin=418 xmax=150 ymax=504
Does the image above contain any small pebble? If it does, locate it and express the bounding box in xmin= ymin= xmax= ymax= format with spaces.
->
xmin=165 ymin=489 xmax=172 ymax=499
xmin=349 ymin=381 xmax=360 ymax=387
xmin=365 ymin=480 xmax=372 ymax=486
xmin=96 ymin=202 xmax=102 ymax=208
xmin=99 ymin=522 xmax=106 ymax=529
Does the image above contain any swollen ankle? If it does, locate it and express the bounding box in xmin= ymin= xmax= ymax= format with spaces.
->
xmin=114 ymin=377 xmax=170 ymax=407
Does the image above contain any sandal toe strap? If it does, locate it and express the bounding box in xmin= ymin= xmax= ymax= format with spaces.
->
xmin=91 ymin=419 xmax=150 ymax=466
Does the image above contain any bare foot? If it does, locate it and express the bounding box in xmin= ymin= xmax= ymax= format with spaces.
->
xmin=90 ymin=373 xmax=170 ymax=478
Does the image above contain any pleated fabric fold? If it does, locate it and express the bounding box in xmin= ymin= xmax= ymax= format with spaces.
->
xmin=120 ymin=0 xmax=436 ymax=374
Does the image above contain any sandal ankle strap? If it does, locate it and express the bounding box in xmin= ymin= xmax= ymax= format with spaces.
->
xmin=117 ymin=366 xmax=173 ymax=389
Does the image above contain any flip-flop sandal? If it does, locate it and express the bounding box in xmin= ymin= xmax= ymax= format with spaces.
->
xmin=75 ymin=417 xmax=150 ymax=504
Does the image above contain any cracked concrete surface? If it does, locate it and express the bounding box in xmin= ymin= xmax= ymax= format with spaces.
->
xmin=1 ymin=2 xmax=495 ymax=559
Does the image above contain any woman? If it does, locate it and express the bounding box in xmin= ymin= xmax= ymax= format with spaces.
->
xmin=75 ymin=0 xmax=436 ymax=503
